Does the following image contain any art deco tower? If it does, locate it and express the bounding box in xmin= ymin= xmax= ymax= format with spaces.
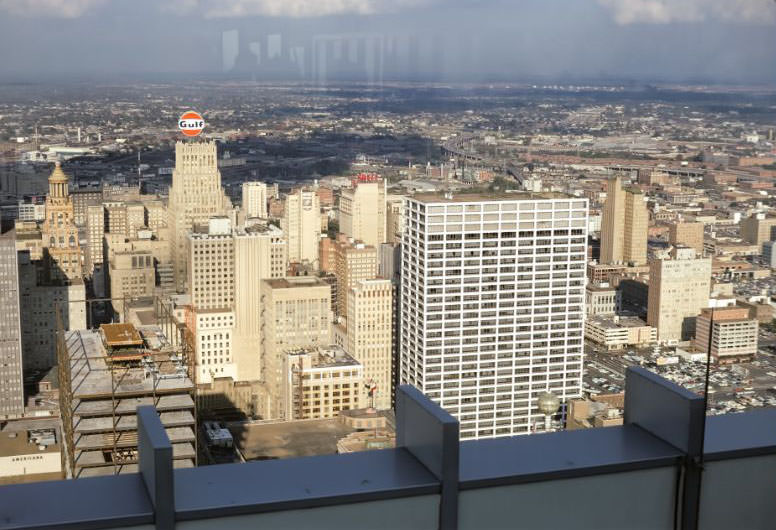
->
xmin=41 ymin=162 xmax=82 ymax=283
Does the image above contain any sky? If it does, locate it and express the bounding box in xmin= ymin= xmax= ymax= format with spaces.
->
xmin=0 ymin=0 xmax=775 ymax=84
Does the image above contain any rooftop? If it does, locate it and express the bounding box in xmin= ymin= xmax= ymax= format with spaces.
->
xmin=409 ymin=190 xmax=577 ymax=203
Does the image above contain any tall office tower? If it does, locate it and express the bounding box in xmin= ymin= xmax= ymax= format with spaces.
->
xmin=260 ymin=277 xmax=332 ymax=419
xmin=104 ymin=202 xmax=128 ymax=236
xmin=386 ymin=195 xmax=406 ymax=245
xmin=282 ymin=187 xmax=321 ymax=265
xmin=169 ymin=141 xmax=229 ymax=292
xmin=693 ymin=307 xmax=758 ymax=364
xmin=669 ymin=221 xmax=704 ymax=256
xmin=333 ymin=235 xmax=378 ymax=319
xmin=0 ymin=232 xmax=24 ymax=419
xmin=242 ymin=181 xmax=268 ymax=218
xmin=346 ymin=279 xmax=393 ymax=410
xmin=400 ymin=193 xmax=588 ymax=439
xmin=339 ymin=175 xmax=386 ymax=248
xmin=126 ymin=203 xmax=146 ymax=239
xmin=600 ymin=176 xmax=647 ymax=265
xmin=740 ymin=213 xmax=776 ymax=247
xmin=41 ymin=162 xmax=83 ymax=283
xmin=232 ymin=223 xmax=287 ymax=382
xmin=647 ymin=252 xmax=711 ymax=343
xmin=187 ymin=218 xmax=236 ymax=383
xmin=85 ymin=204 xmax=105 ymax=275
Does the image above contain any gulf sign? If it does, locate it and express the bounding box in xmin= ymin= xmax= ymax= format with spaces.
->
xmin=178 ymin=111 xmax=205 ymax=137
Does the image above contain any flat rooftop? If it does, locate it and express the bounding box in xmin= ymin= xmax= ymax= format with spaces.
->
xmin=589 ymin=316 xmax=650 ymax=329
xmin=409 ymin=191 xmax=575 ymax=204
xmin=232 ymin=419 xmax=358 ymax=460
xmin=263 ymin=277 xmax=328 ymax=289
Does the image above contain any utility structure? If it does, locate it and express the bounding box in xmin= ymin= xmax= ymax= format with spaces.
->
xmin=57 ymin=296 xmax=197 ymax=478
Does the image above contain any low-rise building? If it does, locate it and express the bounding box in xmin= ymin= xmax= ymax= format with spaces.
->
xmin=585 ymin=316 xmax=657 ymax=351
xmin=693 ymin=307 xmax=758 ymax=364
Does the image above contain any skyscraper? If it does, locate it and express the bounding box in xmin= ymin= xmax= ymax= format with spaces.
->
xmin=647 ymin=251 xmax=711 ymax=343
xmin=282 ymin=187 xmax=321 ymax=265
xmin=400 ymin=193 xmax=588 ymax=439
xmin=41 ymin=162 xmax=82 ymax=282
xmin=345 ymin=279 xmax=393 ymax=410
xmin=339 ymin=175 xmax=386 ymax=248
xmin=0 ymin=231 xmax=24 ymax=419
xmin=169 ymin=141 xmax=229 ymax=292
xmin=600 ymin=176 xmax=647 ymax=265
xmin=242 ymin=181 xmax=268 ymax=219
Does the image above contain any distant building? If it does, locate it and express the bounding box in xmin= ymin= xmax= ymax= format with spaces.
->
xmin=585 ymin=283 xmax=619 ymax=316
xmin=282 ymin=345 xmax=362 ymax=421
xmin=740 ymin=213 xmax=776 ymax=248
xmin=40 ymin=162 xmax=83 ymax=283
xmin=693 ymin=307 xmax=758 ymax=364
xmin=339 ymin=174 xmax=386 ymax=248
xmin=600 ymin=175 xmax=647 ymax=266
xmin=669 ymin=221 xmax=704 ymax=256
xmin=585 ymin=316 xmax=656 ymax=351
xmin=242 ymin=181 xmax=268 ymax=218
xmin=333 ymin=235 xmax=378 ymax=320
xmin=168 ymin=141 xmax=230 ymax=292
xmin=762 ymin=240 xmax=776 ymax=268
xmin=282 ymin=187 xmax=320 ymax=265
xmin=647 ymin=254 xmax=711 ymax=343
xmin=385 ymin=196 xmax=405 ymax=245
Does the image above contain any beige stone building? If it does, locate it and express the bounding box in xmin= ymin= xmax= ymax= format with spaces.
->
xmin=600 ymin=175 xmax=647 ymax=265
xmin=339 ymin=175 xmax=386 ymax=248
xmin=260 ymin=277 xmax=332 ymax=419
xmin=232 ymin=223 xmax=287 ymax=382
xmin=647 ymin=255 xmax=712 ymax=342
xmin=585 ymin=283 xmax=619 ymax=316
xmin=669 ymin=221 xmax=705 ymax=255
xmin=107 ymin=250 xmax=155 ymax=319
xmin=242 ymin=181 xmax=268 ymax=218
xmin=282 ymin=345 xmax=362 ymax=421
xmin=345 ymin=279 xmax=393 ymax=410
xmin=693 ymin=306 xmax=758 ymax=364
xmin=333 ymin=235 xmax=378 ymax=319
xmin=282 ymin=187 xmax=320 ymax=265
xmin=740 ymin=213 xmax=776 ymax=247
xmin=41 ymin=162 xmax=82 ymax=283
xmin=168 ymin=141 xmax=230 ymax=291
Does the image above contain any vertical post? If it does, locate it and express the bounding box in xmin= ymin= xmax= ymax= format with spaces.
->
xmin=396 ymin=385 xmax=459 ymax=530
xmin=137 ymin=405 xmax=175 ymax=530
xmin=624 ymin=366 xmax=705 ymax=530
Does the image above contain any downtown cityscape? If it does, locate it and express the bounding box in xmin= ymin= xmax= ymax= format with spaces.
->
xmin=1 ymin=1 xmax=776 ymax=529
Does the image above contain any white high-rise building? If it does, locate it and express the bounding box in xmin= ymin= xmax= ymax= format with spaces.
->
xmin=282 ymin=187 xmax=320 ymax=265
xmin=400 ymin=193 xmax=588 ymax=439
xmin=242 ymin=181 xmax=268 ymax=219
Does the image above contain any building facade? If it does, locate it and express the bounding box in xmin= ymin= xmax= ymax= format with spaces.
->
xmin=647 ymin=256 xmax=712 ymax=343
xmin=333 ymin=235 xmax=378 ymax=319
xmin=669 ymin=221 xmax=705 ymax=255
xmin=168 ymin=141 xmax=229 ymax=292
xmin=0 ymin=232 xmax=24 ymax=419
xmin=400 ymin=193 xmax=588 ymax=439
xmin=40 ymin=162 xmax=82 ymax=283
xmin=345 ymin=279 xmax=393 ymax=410
xmin=600 ymin=176 xmax=647 ymax=265
xmin=242 ymin=181 xmax=268 ymax=219
xmin=339 ymin=175 xmax=386 ymax=248
xmin=282 ymin=187 xmax=320 ymax=265
xmin=693 ymin=307 xmax=758 ymax=364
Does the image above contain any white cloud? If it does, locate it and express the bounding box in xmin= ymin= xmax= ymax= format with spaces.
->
xmin=197 ymin=0 xmax=436 ymax=18
xmin=0 ymin=0 xmax=105 ymax=17
xmin=598 ymin=0 xmax=776 ymax=25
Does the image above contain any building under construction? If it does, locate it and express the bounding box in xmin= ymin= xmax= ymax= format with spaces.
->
xmin=57 ymin=308 xmax=197 ymax=478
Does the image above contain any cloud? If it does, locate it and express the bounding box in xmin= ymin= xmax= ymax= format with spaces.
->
xmin=197 ymin=0 xmax=436 ymax=18
xmin=0 ymin=0 xmax=105 ymax=17
xmin=598 ymin=0 xmax=776 ymax=25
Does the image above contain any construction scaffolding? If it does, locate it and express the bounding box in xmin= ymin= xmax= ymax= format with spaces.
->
xmin=56 ymin=296 xmax=198 ymax=479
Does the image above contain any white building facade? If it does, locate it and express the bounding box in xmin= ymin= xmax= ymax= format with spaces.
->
xmin=400 ymin=193 xmax=588 ymax=439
